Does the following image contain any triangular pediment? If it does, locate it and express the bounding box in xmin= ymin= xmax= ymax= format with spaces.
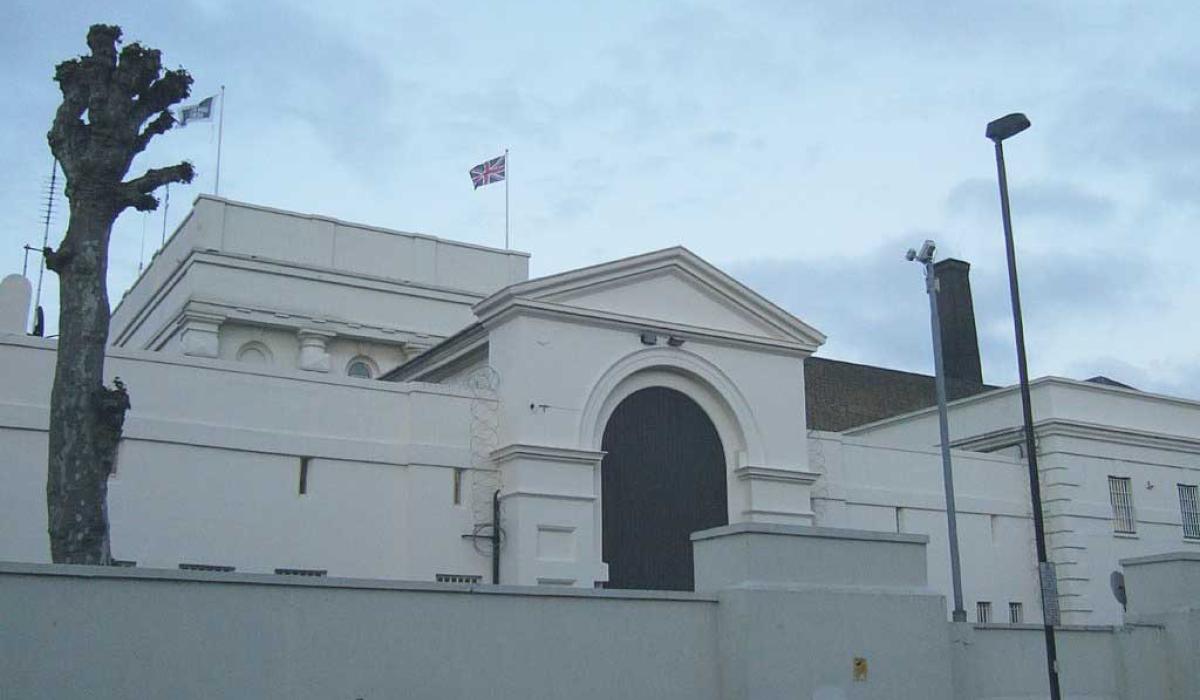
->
xmin=474 ymin=247 xmax=825 ymax=351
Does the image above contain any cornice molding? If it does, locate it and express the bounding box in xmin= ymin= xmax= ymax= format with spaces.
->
xmin=735 ymin=465 xmax=821 ymax=484
xmin=479 ymin=298 xmax=817 ymax=357
xmin=490 ymin=443 xmax=606 ymax=466
xmin=953 ymin=418 xmax=1200 ymax=456
xmin=473 ymin=247 xmax=825 ymax=350
xmin=149 ymin=299 xmax=442 ymax=352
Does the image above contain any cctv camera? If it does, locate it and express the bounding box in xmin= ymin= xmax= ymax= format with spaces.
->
xmin=905 ymin=249 xmax=917 ymax=261
xmin=918 ymin=240 xmax=936 ymax=262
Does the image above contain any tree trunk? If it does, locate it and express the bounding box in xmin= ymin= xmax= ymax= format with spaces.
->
xmin=43 ymin=24 xmax=194 ymax=564
xmin=46 ymin=197 xmax=128 ymax=564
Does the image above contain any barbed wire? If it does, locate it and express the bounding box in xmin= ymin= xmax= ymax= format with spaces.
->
xmin=463 ymin=365 xmax=502 ymax=552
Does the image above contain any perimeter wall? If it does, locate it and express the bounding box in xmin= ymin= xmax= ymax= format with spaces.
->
xmin=2 ymin=527 xmax=1195 ymax=700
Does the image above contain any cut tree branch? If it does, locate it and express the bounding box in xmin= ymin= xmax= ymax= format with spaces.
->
xmin=133 ymin=111 xmax=175 ymax=154
xmin=119 ymin=162 xmax=194 ymax=212
xmin=134 ymin=69 xmax=193 ymax=124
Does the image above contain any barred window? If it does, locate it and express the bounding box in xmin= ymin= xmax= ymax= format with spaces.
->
xmin=1179 ymin=484 xmax=1200 ymax=539
xmin=1108 ymin=476 xmax=1136 ymax=534
xmin=452 ymin=468 xmax=465 ymax=505
xmin=1009 ymin=602 xmax=1023 ymax=624
xmin=976 ymin=601 xmax=992 ymax=623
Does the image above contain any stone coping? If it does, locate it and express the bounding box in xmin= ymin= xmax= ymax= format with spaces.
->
xmin=968 ymin=622 xmax=1140 ymax=633
xmin=1120 ymin=551 xmax=1200 ymax=566
xmin=690 ymin=522 xmax=929 ymax=545
xmin=0 ymin=561 xmax=717 ymax=603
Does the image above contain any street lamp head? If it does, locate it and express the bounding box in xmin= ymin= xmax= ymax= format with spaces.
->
xmin=986 ymin=113 xmax=1031 ymax=142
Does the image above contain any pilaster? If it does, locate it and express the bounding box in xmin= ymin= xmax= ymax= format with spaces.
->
xmin=492 ymin=443 xmax=607 ymax=587
xmin=692 ymin=524 xmax=953 ymax=700
xmin=179 ymin=312 xmax=224 ymax=358
xmin=734 ymin=465 xmax=819 ymax=524
xmin=296 ymin=329 xmax=335 ymax=372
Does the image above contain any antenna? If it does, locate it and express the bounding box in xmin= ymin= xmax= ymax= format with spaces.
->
xmin=22 ymin=244 xmax=37 ymax=277
xmin=34 ymin=159 xmax=59 ymax=319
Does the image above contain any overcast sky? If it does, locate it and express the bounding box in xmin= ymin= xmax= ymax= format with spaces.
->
xmin=3 ymin=1 xmax=1197 ymax=399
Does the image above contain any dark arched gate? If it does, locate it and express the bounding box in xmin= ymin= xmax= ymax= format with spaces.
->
xmin=601 ymin=386 xmax=728 ymax=591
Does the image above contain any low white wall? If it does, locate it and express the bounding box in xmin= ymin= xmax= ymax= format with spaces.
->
xmin=3 ymin=533 xmax=1189 ymax=700
xmin=951 ymin=623 xmax=1169 ymax=700
xmin=0 ymin=563 xmax=718 ymax=700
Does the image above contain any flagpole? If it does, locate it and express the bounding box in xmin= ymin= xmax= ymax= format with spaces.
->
xmin=505 ymin=148 xmax=510 ymax=249
xmin=215 ymin=85 xmax=226 ymax=196
xmin=161 ymin=182 xmax=170 ymax=247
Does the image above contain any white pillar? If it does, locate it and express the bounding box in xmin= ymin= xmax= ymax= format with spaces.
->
xmin=734 ymin=464 xmax=820 ymax=525
xmin=296 ymin=329 xmax=335 ymax=372
xmin=179 ymin=312 xmax=224 ymax=358
xmin=492 ymin=443 xmax=607 ymax=587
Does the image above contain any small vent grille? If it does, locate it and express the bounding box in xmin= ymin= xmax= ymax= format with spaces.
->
xmin=436 ymin=573 xmax=482 ymax=584
xmin=1179 ymin=484 xmax=1200 ymax=539
xmin=1108 ymin=476 xmax=1136 ymax=534
xmin=976 ymin=601 xmax=992 ymax=623
xmin=179 ymin=563 xmax=235 ymax=572
xmin=110 ymin=559 xmax=137 ymax=568
xmin=275 ymin=568 xmax=327 ymax=577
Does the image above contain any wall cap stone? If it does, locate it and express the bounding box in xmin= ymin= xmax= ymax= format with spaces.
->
xmin=0 ymin=561 xmax=717 ymax=603
xmin=690 ymin=522 xmax=929 ymax=544
xmin=1120 ymin=551 xmax=1200 ymax=567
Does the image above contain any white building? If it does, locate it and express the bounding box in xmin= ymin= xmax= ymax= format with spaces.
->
xmin=1 ymin=195 xmax=1196 ymax=625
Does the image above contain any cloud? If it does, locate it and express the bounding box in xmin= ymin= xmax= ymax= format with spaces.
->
xmin=726 ymin=239 xmax=939 ymax=372
xmin=946 ymin=179 xmax=1115 ymax=225
xmin=1048 ymin=83 xmax=1200 ymax=209
xmin=726 ymin=239 xmax=1168 ymax=392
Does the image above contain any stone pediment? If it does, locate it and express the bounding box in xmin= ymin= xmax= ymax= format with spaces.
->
xmin=473 ymin=247 xmax=825 ymax=352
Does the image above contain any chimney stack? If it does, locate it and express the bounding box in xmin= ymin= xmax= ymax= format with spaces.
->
xmin=933 ymin=259 xmax=983 ymax=385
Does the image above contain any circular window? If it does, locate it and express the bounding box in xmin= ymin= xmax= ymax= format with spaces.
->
xmin=347 ymin=357 xmax=374 ymax=379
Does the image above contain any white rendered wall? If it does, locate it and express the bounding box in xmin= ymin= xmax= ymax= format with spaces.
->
xmin=0 ymin=334 xmax=492 ymax=581
xmin=109 ymin=196 xmax=529 ymax=370
xmin=483 ymin=309 xmax=814 ymax=586
xmin=842 ymin=379 xmax=1200 ymax=624
xmin=809 ymin=431 xmax=1046 ymax=623
xmin=6 ymin=528 xmax=1189 ymax=699
xmin=0 ymin=564 xmax=719 ymax=700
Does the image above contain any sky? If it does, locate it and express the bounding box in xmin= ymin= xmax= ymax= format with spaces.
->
xmin=2 ymin=1 xmax=1198 ymax=399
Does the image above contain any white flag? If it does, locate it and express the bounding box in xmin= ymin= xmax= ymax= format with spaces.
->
xmin=177 ymin=95 xmax=216 ymax=127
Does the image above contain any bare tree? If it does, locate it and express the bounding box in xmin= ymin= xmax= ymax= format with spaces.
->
xmin=44 ymin=24 xmax=195 ymax=564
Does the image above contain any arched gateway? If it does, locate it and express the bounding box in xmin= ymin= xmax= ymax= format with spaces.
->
xmin=601 ymin=386 xmax=728 ymax=591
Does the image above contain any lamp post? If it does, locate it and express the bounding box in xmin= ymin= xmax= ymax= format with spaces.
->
xmin=906 ymin=240 xmax=967 ymax=623
xmin=987 ymin=112 xmax=1062 ymax=700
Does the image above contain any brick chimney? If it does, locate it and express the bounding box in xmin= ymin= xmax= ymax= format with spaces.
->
xmin=933 ymin=259 xmax=982 ymax=385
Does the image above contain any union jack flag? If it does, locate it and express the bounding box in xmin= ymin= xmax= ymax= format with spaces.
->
xmin=469 ymin=154 xmax=506 ymax=189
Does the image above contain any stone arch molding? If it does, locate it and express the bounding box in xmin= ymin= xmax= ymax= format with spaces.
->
xmin=236 ymin=340 xmax=273 ymax=365
xmin=578 ymin=347 xmax=764 ymax=466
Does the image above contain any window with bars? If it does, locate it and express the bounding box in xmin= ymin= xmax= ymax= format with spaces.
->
xmin=1009 ymin=602 xmax=1023 ymax=624
xmin=976 ymin=601 xmax=992 ymax=623
xmin=1108 ymin=476 xmax=1136 ymax=534
xmin=1179 ymin=484 xmax=1200 ymax=539
xmin=452 ymin=468 xmax=465 ymax=505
